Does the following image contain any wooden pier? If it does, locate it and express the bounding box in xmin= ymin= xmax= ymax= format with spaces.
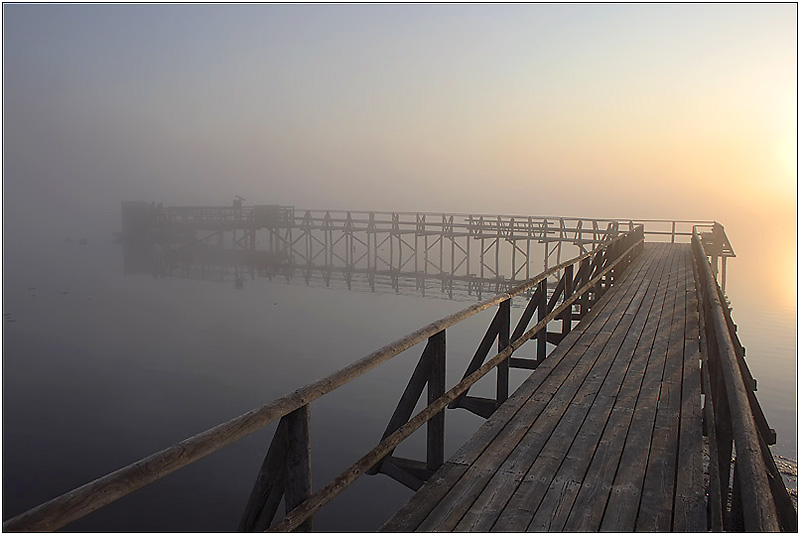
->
xmin=5 ymin=217 xmax=794 ymax=532
xmin=383 ymin=243 xmax=704 ymax=531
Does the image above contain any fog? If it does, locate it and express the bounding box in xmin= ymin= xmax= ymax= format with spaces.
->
xmin=2 ymin=3 xmax=797 ymax=530
xmin=4 ymin=4 xmax=795 ymax=215
xmin=4 ymin=2 xmax=796 ymax=319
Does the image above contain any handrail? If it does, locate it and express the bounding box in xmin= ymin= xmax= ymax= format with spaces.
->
xmin=692 ymin=230 xmax=783 ymax=531
xmin=151 ymin=206 xmax=716 ymax=242
xmin=3 ymin=227 xmax=644 ymax=532
xmin=290 ymin=209 xmax=714 ymax=225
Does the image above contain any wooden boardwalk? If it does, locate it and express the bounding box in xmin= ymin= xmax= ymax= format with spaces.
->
xmin=382 ymin=243 xmax=707 ymax=532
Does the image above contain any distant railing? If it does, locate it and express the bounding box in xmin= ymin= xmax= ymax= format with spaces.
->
xmin=130 ymin=202 xmax=720 ymax=248
xmin=692 ymin=228 xmax=795 ymax=532
xmin=4 ymin=227 xmax=644 ymax=532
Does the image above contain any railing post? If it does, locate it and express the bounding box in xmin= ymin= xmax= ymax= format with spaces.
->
xmin=285 ymin=406 xmax=313 ymax=532
xmin=562 ymin=264 xmax=573 ymax=338
xmin=496 ymin=300 xmax=510 ymax=405
xmin=577 ymin=257 xmax=590 ymax=318
xmin=721 ymin=256 xmax=727 ymax=292
xmin=537 ymin=279 xmax=547 ymax=363
xmin=427 ymin=330 xmax=446 ymax=471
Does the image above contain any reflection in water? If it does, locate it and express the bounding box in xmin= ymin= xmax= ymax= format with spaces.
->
xmin=120 ymin=237 xmax=545 ymax=301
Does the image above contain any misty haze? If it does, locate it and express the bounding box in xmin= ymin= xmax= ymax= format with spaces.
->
xmin=3 ymin=3 xmax=797 ymax=532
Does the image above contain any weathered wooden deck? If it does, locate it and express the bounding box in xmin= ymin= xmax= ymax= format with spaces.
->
xmin=382 ymin=243 xmax=706 ymax=532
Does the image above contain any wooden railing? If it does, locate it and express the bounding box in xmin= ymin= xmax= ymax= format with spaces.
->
xmin=692 ymin=228 xmax=795 ymax=532
xmin=4 ymin=227 xmax=644 ymax=532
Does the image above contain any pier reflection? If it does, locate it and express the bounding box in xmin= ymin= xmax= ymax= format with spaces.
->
xmin=120 ymin=236 xmax=537 ymax=301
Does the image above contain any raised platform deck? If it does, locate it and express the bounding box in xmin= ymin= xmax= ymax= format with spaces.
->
xmin=382 ymin=243 xmax=706 ymax=532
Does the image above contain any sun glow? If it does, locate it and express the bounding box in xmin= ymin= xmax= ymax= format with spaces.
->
xmin=776 ymin=135 xmax=798 ymax=182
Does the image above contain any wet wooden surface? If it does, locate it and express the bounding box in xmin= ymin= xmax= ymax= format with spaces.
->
xmin=381 ymin=243 xmax=706 ymax=532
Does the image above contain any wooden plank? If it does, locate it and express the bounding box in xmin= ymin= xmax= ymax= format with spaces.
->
xmin=383 ymin=240 xmax=653 ymax=532
xmin=599 ymin=244 xmax=681 ymax=532
xmin=446 ymin=244 xmax=655 ymax=470
xmin=558 ymin=245 xmax=670 ymax=531
xmin=420 ymin=245 xmax=658 ymax=531
xmin=488 ymin=327 xmax=635 ymax=532
xmin=562 ymin=244 xmax=676 ymax=531
xmin=487 ymin=399 xmax=602 ymax=531
xmin=636 ymin=246 xmax=688 ymax=531
xmin=636 ymin=412 xmax=679 ymax=531
xmin=523 ymin=243 xmax=671 ymax=531
xmin=673 ymin=248 xmax=706 ymax=532
xmin=513 ymin=243 xmax=668 ymax=530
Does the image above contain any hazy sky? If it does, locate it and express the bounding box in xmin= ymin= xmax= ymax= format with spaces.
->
xmin=3 ymin=3 xmax=797 ymax=296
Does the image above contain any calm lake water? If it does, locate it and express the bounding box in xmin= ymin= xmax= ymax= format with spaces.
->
xmin=2 ymin=224 xmax=796 ymax=530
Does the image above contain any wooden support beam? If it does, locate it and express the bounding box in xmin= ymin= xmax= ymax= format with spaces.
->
xmin=450 ymin=307 xmax=502 ymax=407
xmin=238 ymin=419 xmax=290 ymax=532
xmin=369 ymin=330 xmax=446 ymax=483
xmin=385 ymin=456 xmax=435 ymax=482
xmin=377 ymin=458 xmax=426 ymax=491
xmin=508 ymin=357 xmax=539 ymax=370
xmin=427 ymin=331 xmax=446 ymax=472
xmin=238 ymin=405 xmax=312 ymax=532
xmin=510 ymin=284 xmax=543 ymax=342
xmin=546 ymin=273 xmax=565 ymax=314
xmin=455 ymin=396 xmax=497 ymax=418
xmin=562 ymin=264 xmax=574 ymax=338
xmin=537 ymin=279 xmax=547 ymax=362
xmin=496 ymin=300 xmax=510 ymax=405
xmin=546 ymin=331 xmax=564 ymax=346
xmin=284 ymin=406 xmax=313 ymax=532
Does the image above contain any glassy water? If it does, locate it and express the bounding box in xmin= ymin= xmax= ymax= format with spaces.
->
xmin=2 ymin=226 xmax=796 ymax=530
